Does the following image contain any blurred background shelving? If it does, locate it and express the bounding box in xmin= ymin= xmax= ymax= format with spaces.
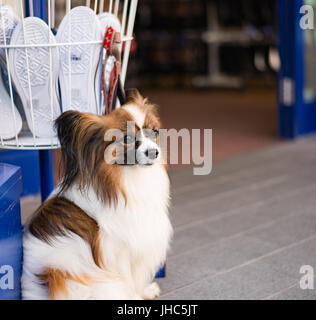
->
xmin=127 ymin=0 xmax=278 ymax=89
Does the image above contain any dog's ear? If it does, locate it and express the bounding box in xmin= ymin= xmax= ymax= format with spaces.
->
xmin=55 ymin=111 xmax=107 ymax=194
xmin=55 ymin=110 xmax=106 ymax=155
xmin=55 ymin=110 xmax=83 ymax=151
xmin=126 ymin=88 xmax=145 ymax=104
xmin=125 ymin=88 xmax=159 ymax=116
xmin=55 ymin=111 xmax=83 ymax=194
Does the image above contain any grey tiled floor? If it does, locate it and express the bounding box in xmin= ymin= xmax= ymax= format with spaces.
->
xmin=20 ymin=136 xmax=316 ymax=300
xmin=157 ymin=135 xmax=316 ymax=300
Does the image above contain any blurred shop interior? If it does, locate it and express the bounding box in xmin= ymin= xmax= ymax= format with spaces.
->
xmin=129 ymin=0 xmax=280 ymax=163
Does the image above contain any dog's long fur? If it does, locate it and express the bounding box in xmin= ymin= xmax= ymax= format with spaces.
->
xmin=22 ymin=92 xmax=173 ymax=300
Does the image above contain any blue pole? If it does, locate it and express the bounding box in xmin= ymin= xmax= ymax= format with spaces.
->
xmin=39 ymin=150 xmax=55 ymax=202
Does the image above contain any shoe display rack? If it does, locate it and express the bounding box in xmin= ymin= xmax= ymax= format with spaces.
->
xmin=0 ymin=0 xmax=138 ymax=150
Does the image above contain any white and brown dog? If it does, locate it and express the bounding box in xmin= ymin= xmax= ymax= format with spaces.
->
xmin=22 ymin=91 xmax=173 ymax=300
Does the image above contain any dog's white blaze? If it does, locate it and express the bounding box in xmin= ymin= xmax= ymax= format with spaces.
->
xmin=136 ymin=130 xmax=161 ymax=165
xmin=123 ymin=104 xmax=146 ymax=128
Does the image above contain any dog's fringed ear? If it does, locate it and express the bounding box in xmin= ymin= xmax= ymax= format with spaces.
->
xmin=55 ymin=111 xmax=109 ymax=194
xmin=55 ymin=110 xmax=83 ymax=150
xmin=126 ymin=88 xmax=159 ymax=119
xmin=125 ymin=88 xmax=144 ymax=104
xmin=55 ymin=111 xmax=84 ymax=194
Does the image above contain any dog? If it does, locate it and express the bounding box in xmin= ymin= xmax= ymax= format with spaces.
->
xmin=22 ymin=91 xmax=173 ymax=299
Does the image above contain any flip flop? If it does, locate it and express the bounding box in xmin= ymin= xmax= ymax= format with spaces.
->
xmin=56 ymin=6 xmax=103 ymax=114
xmin=99 ymin=13 xmax=126 ymax=114
xmin=0 ymin=5 xmax=22 ymax=141
xmin=9 ymin=17 xmax=61 ymax=138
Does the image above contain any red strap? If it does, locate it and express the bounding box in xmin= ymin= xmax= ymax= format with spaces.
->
xmin=103 ymin=27 xmax=115 ymax=52
xmin=101 ymin=27 xmax=115 ymax=114
xmin=101 ymin=27 xmax=123 ymax=115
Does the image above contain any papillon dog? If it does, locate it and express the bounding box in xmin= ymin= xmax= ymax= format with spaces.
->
xmin=22 ymin=91 xmax=173 ymax=300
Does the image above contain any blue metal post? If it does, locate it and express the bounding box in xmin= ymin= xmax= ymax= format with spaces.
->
xmin=39 ymin=150 xmax=55 ymax=202
xmin=278 ymin=0 xmax=297 ymax=138
xmin=278 ymin=0 xmax=316 ymax=137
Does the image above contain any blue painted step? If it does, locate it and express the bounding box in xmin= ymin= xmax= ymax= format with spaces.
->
xmin=0 ymin=150 xmax=40 ymax=197
xmin=0 ymin=163 xmax=23 ymax=300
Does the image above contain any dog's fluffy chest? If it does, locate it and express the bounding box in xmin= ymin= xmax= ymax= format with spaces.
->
xmin=65 ymin=164 xmax=172 ymax=262
xmin=102 ymin=165 xmax=172 ymax=254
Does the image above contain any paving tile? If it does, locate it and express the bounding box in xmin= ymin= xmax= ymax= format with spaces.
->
xmin=159 ymin=277 xmax=230 ymax=300
xmin=163 ymin=226 xmax=316 ymax=300
xmin=246 ymin=212 xmax=316 ymax=249
xmin=160 ymin=235 xmax=276 ymax=294
xmin=170 ymin=135 xmax=316 ymax=194
xmin=164 ymin=211 xmax=316 ymax=297
xmin=162 ymin=137 xmax=316 ymax=299
xmin=164 ymin=210 xmax=316 ymax=291
xmin=267 ymin=285 xmax=316 ymax=300
xmin=161 ymin=262 xmax=296 ymax=300
xmin=262 ymin=237 xmax=316 ymax=280
xmin=171 ymin=194 xmax=316 ymax=257
xmin=215 ymin=262 xmax=297 ymax=300
xmin=157 ymin=257 xmax=217 ymax=294
xmin=171 ymin=168 xmax=316 ymax=229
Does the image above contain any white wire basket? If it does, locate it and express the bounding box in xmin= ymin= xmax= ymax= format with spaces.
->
xmin=0 ymin=0 xmax=138 ymax=150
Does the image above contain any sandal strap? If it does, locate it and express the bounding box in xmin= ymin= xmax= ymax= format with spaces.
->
xmin=101 ymin=27 xmax=126 ymax=114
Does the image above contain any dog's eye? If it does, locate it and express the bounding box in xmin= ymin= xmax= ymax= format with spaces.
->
xmin=124 ymin=134 xmax=134 ymax=144
xmin=151 ymin=129 xmax=159 ymax=140
xmin=142 ymin=128 xmax=159 ymax=141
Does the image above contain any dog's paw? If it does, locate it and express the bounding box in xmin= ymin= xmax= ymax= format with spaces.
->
xmin=142 ymin=282 xmax=161 ymax=300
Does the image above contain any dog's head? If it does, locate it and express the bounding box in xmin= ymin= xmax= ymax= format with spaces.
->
xmin=55 ymin=90 xmax=162 ymax=204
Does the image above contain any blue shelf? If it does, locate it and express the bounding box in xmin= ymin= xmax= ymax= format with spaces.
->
xmin=0 ymin=163 xmax=23 ymax=300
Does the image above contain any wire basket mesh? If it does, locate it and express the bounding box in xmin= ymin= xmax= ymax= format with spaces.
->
xmin=0 ymin=0 xmax=138 ymax=150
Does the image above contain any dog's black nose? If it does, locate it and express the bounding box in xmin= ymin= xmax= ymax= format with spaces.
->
xmin=145 ymin=149 xmax=159 ymax=159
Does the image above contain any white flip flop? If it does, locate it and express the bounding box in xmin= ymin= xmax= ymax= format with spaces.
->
xmin=0 ymin=5 xmax=22 ymax=140
xmin=9 ymin=17 xmax=60 ymax=138
xmin=56 ymin=6 xmax=103 ymax=114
